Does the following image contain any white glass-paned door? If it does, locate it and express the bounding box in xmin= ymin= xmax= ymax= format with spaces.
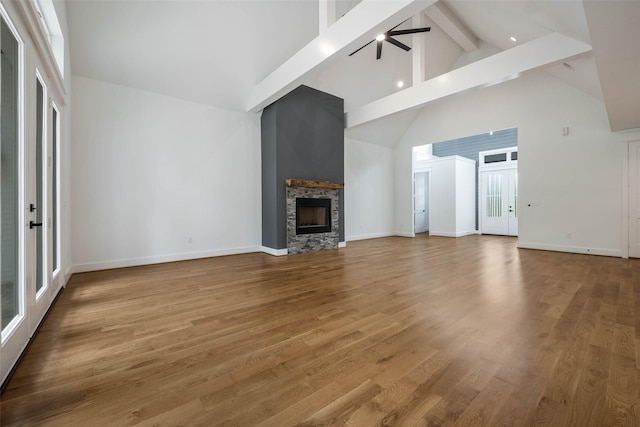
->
xmin=480 ymin=169 xmax=518 ymax=236
xmin=1 ymin=15 xmax=21 ymax=333
xmin=0 ymin=12 xmax=29 ymax=385
xmin=35 ymin=77 xmax=45 ymax=295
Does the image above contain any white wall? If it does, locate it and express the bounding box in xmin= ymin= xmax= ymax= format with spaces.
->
xmin=455 ymin=158 xmax=476 ymax=235
xmin=415 ymin=156 xmax=476 ymax=237
xmin=344 ymin=137 xmax=394 ymax=241
xmin=71 ymin=77 xmax=261 ymax=271
xmin=395 ymin=72 xmax=622 ymax=256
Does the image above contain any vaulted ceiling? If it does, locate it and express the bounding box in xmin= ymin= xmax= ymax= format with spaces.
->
xmin=66 ymin=1 xmax=640 ymax=146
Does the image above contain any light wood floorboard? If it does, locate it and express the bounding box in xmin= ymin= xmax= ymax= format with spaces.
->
xmin=2 ymin=235 xmax=640 ymax=426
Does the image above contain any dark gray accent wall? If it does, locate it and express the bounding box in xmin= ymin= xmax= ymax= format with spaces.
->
xmin=261 ymin=85 xmax=345 ymax=250
xmin=432 ymin=127 xmax=518 ymax=229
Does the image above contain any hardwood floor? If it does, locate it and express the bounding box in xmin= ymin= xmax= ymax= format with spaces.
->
xmin=2 ymin=235 xmax=640 ymax=426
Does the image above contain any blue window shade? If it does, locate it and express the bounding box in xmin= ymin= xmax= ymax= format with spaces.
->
xmin=431 ymin=128 xmax=518 ymax=229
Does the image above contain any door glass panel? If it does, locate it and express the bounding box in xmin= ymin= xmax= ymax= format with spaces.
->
xmin=52 ymin=107 xmax=58 ymax=273
xmin=35 ymin=79 xmax=45 ymax=293
xmin=513 ymin=171 xmax=518 ymax=218
xmin=486 ymin=174 xmax=502 ymax=217
xmin=484 ymin=153 xmax=507 ymax=163
xmin=1 ymin=18 xmax=20 ymax=330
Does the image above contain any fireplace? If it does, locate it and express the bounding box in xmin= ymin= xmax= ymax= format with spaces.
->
xmin=286 ymin=179 xmax=342 ymax=254
xmin=296 ymin=198 xmax=331 ymax=234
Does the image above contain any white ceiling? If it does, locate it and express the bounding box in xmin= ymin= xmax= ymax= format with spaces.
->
xmin=66 ymin=0 xmax=640 ymax=145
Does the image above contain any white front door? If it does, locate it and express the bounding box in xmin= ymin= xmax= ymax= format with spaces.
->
xmin=480 ymin=169 xmax=518 ymax=236
xmin=414 ymin=172 xmax=429 ymax=233
xmin=629 ymin=140 xmax=640 ymax=258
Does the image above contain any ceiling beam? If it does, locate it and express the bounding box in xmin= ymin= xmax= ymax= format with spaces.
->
xmin=412 ymin=13 xmax=427 ymax=84
xmin=424 ymin=2 xmax=478 ymax=53
xmin=583 ymin=1 xmax=640 ymax=132
xmin=319 ymin=0 xmax=336 ymax=34
xmin=345 ymin=33 xmax=591 ymax=128
xmin=246 ymin=0 xmax=436 ymax=113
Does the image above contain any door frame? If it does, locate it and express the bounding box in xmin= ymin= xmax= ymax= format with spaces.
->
xmin=413 ymin=171 xmax=430 ymax=233
xmin=625 ymin=136 xmax=640 ymax=258
xmin=478 ymin=147 xmax=518 ymax=236
xmin=412 ymin=165 xmax=432 ymax=237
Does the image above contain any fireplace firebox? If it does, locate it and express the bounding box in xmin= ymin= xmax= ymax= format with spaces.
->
xmin=296 ymin=198 xmax=331 ymax=234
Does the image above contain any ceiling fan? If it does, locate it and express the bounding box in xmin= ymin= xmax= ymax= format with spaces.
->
xmin=349 ymin=22 xmax=431 ymax=60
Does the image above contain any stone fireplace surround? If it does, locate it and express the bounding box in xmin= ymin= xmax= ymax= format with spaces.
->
xmin=286 ymin=179 xmax=343 ymax=255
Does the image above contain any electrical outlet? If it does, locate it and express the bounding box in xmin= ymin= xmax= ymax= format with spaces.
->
xmin=188 ymin=237 xmax=192 ymax=244
xmin=566 ymin=233 xmax=572 ymax=238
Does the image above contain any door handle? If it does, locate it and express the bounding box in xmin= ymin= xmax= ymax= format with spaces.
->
xmin=29 ymin=221 xmax=42 ymax=229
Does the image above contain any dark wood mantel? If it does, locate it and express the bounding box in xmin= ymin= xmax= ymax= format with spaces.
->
xmin=285 ymin=179 xmax=344 ymax=189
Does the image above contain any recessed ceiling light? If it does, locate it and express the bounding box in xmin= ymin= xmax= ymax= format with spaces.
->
xmin=510 ymin=36 xmax=517 ymax=42
xmin=376 ymin=34 xmax=386 ymax=41
xmin=397 ymin=81 xmax=404 ymax=88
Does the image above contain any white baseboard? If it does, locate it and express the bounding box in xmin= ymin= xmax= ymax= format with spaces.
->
xmin=346 ymin=232 xmax=394 ymax=242
xmin=72 ymin=246 xmax=262 ymax=273
xmin=430 ymin=230 xmax=477 ymax=238
xmin=261 ymin=246 xmax=288 ymax=256
xmin=517 ymin=241 xmax=622 ymax=258
xmin=64 ymin=265 xmax=74 ymax=283
xmin=394 ymin=231 xmax=415 ymax=238
xmin=339 ymin=241 xmax=346 ymax=248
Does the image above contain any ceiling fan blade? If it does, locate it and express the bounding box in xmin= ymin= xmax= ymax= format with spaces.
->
xmin=376 ymin=40 xmax=383 ymax=59
xmin=349 ymin=39 xmax=375 ymax=56
xmin=388 ymin=27 xmax=431 ymax=36
xmin=386 ymin=37 xmax=411 ymax=52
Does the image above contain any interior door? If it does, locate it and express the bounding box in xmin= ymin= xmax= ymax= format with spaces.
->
xmin=480 ymin=168 xmax=518 ymax=236
xmin=414 ymin=172 xmax=429 ymax=233
xmin=630 ymin=141 xmax=640 ymax=258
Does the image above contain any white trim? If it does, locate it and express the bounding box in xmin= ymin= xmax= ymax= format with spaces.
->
xmin=12 ymin=0 xmax=66 ymax=104
xmin=478 ymin=146 xmax=518 ymax=171
xmin=261 ymin=246 xmax=288 ymax=257
xmin=50 ymin=101 xmax=61 ymax=273
xmin=430 ymin=230 xmax=477 ymax=238
xmin=394 ymin=231 xmax=415 ymax=238
xmin=347 ymin=232 xmax=394 ymax=242
xmin=64 ymin=265 xmax=74 ymax=285
xmin=517 ymin=241 xmax=622 ymax=258
xmin=338 ymin=241 xmax=346 ymax=248
xmin=622 ymin=139 xmax=631 ymax=258
xmin=620 ymin=130 xmax=640 ymax=259
xmin=34 ymin=70 xmax=49 ymax=303
xmin=72 ymin=246 xmax=262 ymax=273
